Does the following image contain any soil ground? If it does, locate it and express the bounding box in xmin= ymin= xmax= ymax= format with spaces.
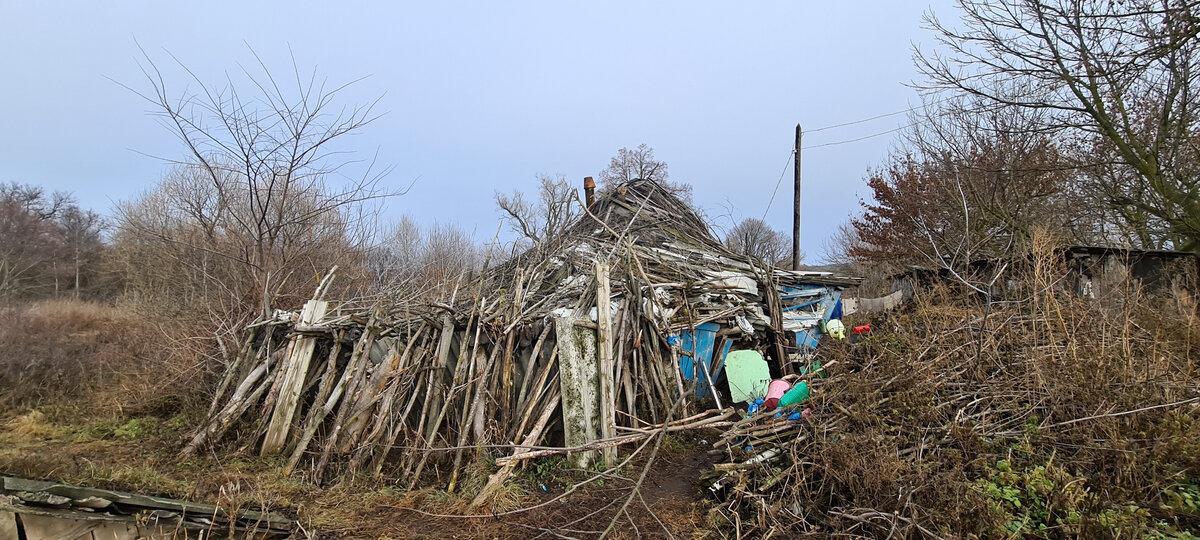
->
xmin=0 ymin=408 xmax=723 ymax=539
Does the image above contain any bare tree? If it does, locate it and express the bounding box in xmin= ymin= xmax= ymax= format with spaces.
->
xmin=116 ymin=48 xmax=401 ymax=326
xmin=0 ymin=184 xmax=62 ymax=297
xmin=599 ymin=144 xmax=668 ymax=185
xmin=115 ymin=162 xmax=366 ymax=320
xmin=422 ymin=221 xmax=479 ymax=283
xmin=598 ymin=144 xmax=693 ymax=203
xmin=368 ymin=216 xmax=479 ymax=301
xmin=821 ymin=222 xmax=867 ymax=267
xmin=495 ymin=173 xmax=578 ymax=248
xmin=56 ymin=205 xmax=105 ymax=298
xmin=0 ymin=183 xmax=103 ymax=299
xmin=725 ymin=218 xmax=790 ymax=265
xmin=918 ymin=0 xmax=1200 ymax=252
xmin=367 ymin=215 xmax=422 ymax=287
xmin=1 ymin=183 xmax=70 ymax=220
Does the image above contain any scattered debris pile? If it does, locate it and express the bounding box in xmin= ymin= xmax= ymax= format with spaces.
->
xmin=699 ymin=280 xmax=1200 ymax=537
xmin=185 ymin=179 xmax=858 ymax=505
xmin=0 ymin=476 xmax=293 ymax=539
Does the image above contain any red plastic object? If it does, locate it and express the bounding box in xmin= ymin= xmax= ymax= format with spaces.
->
xmin=852 ymin=324 xmax=871 ymax=334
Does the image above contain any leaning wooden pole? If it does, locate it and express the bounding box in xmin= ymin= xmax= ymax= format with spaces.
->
xmin=261 ymin=299 xmax=328 ymax=455
xmin=595 ymin=261 xmax=617 ymax=466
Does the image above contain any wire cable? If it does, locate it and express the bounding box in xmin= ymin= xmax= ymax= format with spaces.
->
xmin=760 ymin=120 xmax=919 ymax=218
xmin=756 ymin=94 xmax=953 ymax=218
xmin=805 ymin=109 xmax=910 ymax=134
xmin=760 ymin=149 xmax=795 ymax=221
xmin=804 ymin=93 xmax=950 ymax=134
xmin=759 ymin=124 xmax=906 ymax=219
xmin=801 ymin=124 xmax=911 ymax=150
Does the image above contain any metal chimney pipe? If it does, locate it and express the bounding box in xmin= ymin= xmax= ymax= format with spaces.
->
xmin=584 ymin=176 xmax=596 ymax=208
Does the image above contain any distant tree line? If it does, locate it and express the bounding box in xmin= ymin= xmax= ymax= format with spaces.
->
xmin=0 ymin=182 xmax=105 ymax=299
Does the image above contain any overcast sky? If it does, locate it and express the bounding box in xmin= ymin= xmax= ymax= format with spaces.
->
xmin=1 ymin=1 xmax=957 ymax=262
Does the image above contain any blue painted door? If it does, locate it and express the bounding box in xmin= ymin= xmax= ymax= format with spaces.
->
xmin=678 ymin=322 xmax=720 ymax=398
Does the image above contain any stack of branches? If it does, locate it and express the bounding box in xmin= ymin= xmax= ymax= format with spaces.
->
xmin=704 ymin=261 xmax=1200 ymax=538
xmin=181 ymin=179 xmax=827 ymax=502
xmin=484 ymin=178 xmax=842 ymax=335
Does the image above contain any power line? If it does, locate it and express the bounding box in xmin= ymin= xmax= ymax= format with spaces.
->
xmin=757 ymin=96 xmax=953 ymax=219
xmin=763 ymin=120 xmax=912 ymax=219
xmin=804 ymin=94 xmax=950 ymax=134
xmin=760 ymin=148 xmax=795 ymax=222
xmin=805 ymin=109 xmax=910 ymax=133
xmin=801 ymin=124 xmax=911 ymax=150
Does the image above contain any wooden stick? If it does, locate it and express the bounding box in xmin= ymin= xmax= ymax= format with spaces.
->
xmin=422 ymin=312 xmax=458 ymax=442
xmin=469 ymin=386 xmax=561 ymax=509
xmin=349 ymin=324 xmax=427 ymax=473
xmin=207 ymin=324 xmax=260 ymax=419
xmin=511 ymin=346 xmax=558 ymax=443
xmin=313 ymin=310 xmax=379 ymax=483
xmin=513 ymin=324 xmax=553 ymax=424
xmin=449 ymin=335 xmax=502 ymax=493
xmin=180 ymin=348 xmax=279 ymax=458
xmin=283 ymin=330 xmax=346 ymax=472
xmin=263 ymin=299 xmax=329 ymax=455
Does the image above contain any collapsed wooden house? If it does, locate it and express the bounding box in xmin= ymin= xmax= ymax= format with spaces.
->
xmin=186 ymin=179 xmax=858 ymax=505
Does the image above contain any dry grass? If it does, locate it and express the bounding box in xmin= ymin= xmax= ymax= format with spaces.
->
xmin=710 ymin=266 xmax=1200 ymax=538
xmin=3 ymin=410 xmax=55 ymax=439
xmin=0 ymin=298 xmax=207 ymax=417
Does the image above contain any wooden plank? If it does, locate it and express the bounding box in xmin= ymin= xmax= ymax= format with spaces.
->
xmin=2 ymin=477 xmax=293 ymax=531
xmin=16 ymin=514 xmax=97 ymax=540
xmin=261 ymin=299 xmax=329 ymax=455
xmin=594 ymin=262 xmax=617 ymax=466
xmin=0 ymin=510 xmax=17 ymax=540
xmin=423 ymin=313 xmax=457 ymax=442
xmin=554 ymin=316 xmax=601 ymax=468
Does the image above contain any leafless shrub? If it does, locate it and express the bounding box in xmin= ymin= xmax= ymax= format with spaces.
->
xmin=114 ymin=48 xmax=402 ymax=361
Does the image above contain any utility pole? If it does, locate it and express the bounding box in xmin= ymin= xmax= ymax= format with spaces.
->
xmin=792 ymin=124 xmax=802 ymax=270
